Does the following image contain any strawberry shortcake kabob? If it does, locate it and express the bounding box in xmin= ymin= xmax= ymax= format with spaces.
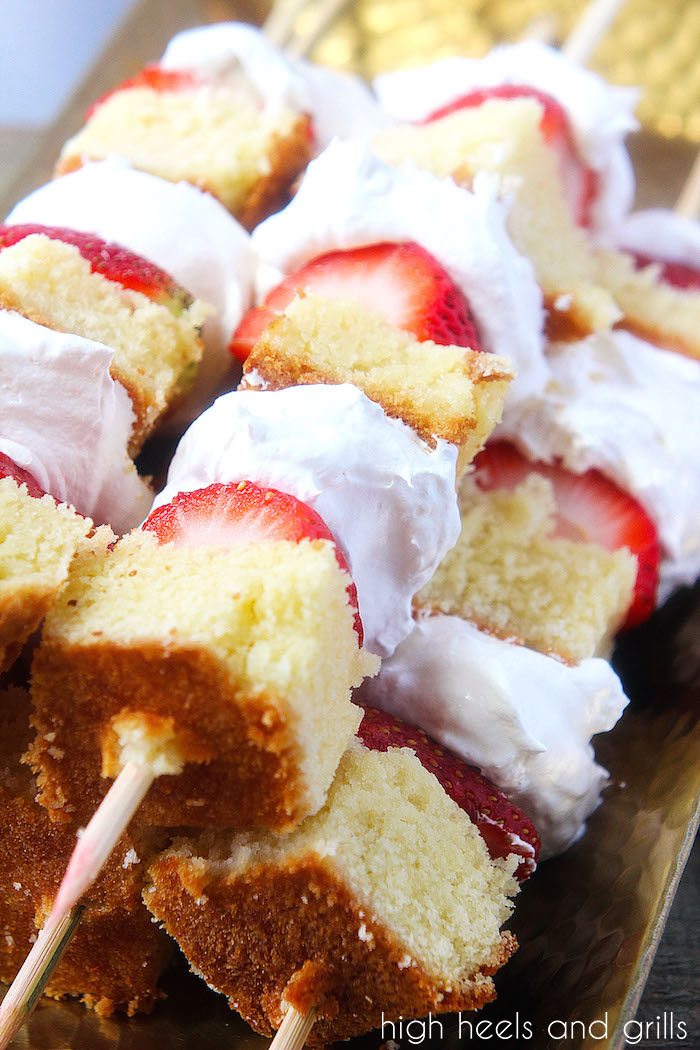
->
xmin=3 ymin=171 xmax=519 ymax=1037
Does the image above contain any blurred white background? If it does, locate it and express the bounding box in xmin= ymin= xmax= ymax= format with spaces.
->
xmin=0 ymin=0 xmax=137 ymax=197
xmin=0 ymin=0 xmax=137 ymax=126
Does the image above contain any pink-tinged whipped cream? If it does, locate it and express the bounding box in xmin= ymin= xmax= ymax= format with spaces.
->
xmin=498 ymin=329 xmax=700 ymax=600
xmin=152 ymin=384 xmax=460 ymax=659
xmin=614 ymin=209 xmax=700 ymax=268
xmin=6 ymin=159 xmax=253 ymax=423
xmin=160 ymin=22 xmax=389 ymax=147
xmin=251 ymin=141 xmax=547 ymax=409
xmin=0 ymin=310 xmax=150 ymax=533
xmin=362 ymin=614 xmax=629 ymax=857
xmin=374 ymin=41 xmax=638 ymax=232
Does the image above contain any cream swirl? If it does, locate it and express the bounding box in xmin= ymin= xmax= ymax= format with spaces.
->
xmin=614 ymin=209 xmax=700 ymax=268
xmin=0 ymin=310 xmax=150 ymax=533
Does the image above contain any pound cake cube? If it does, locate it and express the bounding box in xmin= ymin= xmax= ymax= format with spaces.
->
xmin=0 ymin=689 xmax=169 ymax=1016
xmin=0 ymin=233 xmax=206 ymax=451
xmin=416 ymin=475 xmax=636 ymax=663
xmin=0 ymin=477 xmax=92 ymax=674
xmin=56 ymin=70 xmax=312 ymax=229
xmin=242 ymin=294 xmax=512 ymax=464
xmin=374 ymin=99 xmax=620 ymax=338
xmin=144 ymin=739 xmax=518 ymax=1044
xmin=29 ymin=530 xmax=376 ymax=829
xmin=597 ymin=249 xmax=700 ymax=362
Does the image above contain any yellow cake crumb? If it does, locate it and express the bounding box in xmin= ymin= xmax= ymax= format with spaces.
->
xmin=416 ymin=475 xmax=636 ymax=662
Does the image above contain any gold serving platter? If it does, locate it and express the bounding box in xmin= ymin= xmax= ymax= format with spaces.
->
xmin=3 ymin=3 xmax=699 ymax=1048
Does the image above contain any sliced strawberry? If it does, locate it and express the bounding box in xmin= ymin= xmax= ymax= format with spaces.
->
xmin=143 ymin=481 xmax=363 ymax=644
xmin=0 ymin=224 xmax=192 ymax=312
xmin=423 ymin=85 xmax=598 ymax=228
xmin=473 ymin=441 xmax=660 ymax=628
xmin=357 ymin=705 xmax=540 ymax=880
xmin=0 ymin=452 xmax=45 ymax=499
xmin=230 ymin=242 xmax=481 ymax=363
xmin=630 ymin=250 xmax=700 ymax=292
xmin=86 ymin=65 xmax=200 ymax=119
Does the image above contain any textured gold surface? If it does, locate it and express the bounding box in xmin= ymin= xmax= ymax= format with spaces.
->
xmin=308 ymin=0 xmax=700 ymax=143
xmin=2 ymin=2 xmax=699 ymax=1048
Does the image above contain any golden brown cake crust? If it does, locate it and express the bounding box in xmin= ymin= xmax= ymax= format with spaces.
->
xmin=29 ymin=640 xmax=310 ymax=830
xmin=145 ymin=850 xmax=516 ymax=1044
xmin=236 ymin=116 xmax=313 ymax=231
xmin=543 ymin=296 xmax=596 ymax=343
xmin=0 ymin=585 xmax=55 ymax=674
xmin=617 ymin=319 xmax=700 ymax=362
xmin=0 ymin=689 xmax=168 ymax=1015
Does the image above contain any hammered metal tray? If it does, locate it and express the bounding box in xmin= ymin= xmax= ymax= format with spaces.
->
xmin=3 ymin=3 xmax=699 ymax=1048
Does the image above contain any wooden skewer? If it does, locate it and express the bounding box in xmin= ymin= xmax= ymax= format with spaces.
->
xmin=674 ymin=151 xmax=700 ymax=220
xmin=520 ymin=14 xmax=558 ymax=45
xmin=263 ymin=0 xmax=310 ymax=47
xmin=0 ymin=906 xmax=84 ymax=1050
xmin=285 ymin=0 xmax=355 ymax=59
xmin=561 ymin=0 xmax=626 ymax=65
xmin=0 ymin=762 xmax=154 ymax=1048
xmin=269 ymin=1006 xmax=318 ymax=1050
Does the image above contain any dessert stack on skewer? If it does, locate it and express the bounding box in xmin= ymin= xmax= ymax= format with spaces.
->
xmin=0 ymin=1 xmax=699 ymax=1046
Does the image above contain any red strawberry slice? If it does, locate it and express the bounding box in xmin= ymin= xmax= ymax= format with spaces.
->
xmin=0 ymin=452 xmax=46 ymax=499
xmin=423 ymin=85 xmax=598 ymax=228
xmin=473 ymin=441 xmax=660 ymax=629
xmin=630 ymin=250 xmax=700 ymax=292
xmin=230 ymin=241 xmax=481 ymax=363
xmin=0 ymin=224 xmax=192 ymax=311
xmin=357 ymin=705 xmax=540 ymax=880
xmin=143 ymin=481 xmax=363 ymax=644
xmin=87 ymin=65 xmax=200 ymax=119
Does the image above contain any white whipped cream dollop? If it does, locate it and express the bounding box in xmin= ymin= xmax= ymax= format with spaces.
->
xmin=498 ymin=329 xmax=700 ymax=600
xmin=6 ymin=159 xmax=254 ymax=422
xmin=614 ymin=209 xmax=700 ymax=268
xmin=374 ymin=41 xmax=638 ymax=232
xmin=161 ymin=22 xmax=389 ymax=147
xmin=153 ymin=384 xmax=460 ymax=658
xmin=251 ymin=141 xmax=547 ymax=408
xmin=0 ymin=310 xmax=151 ymax=533
xmin=362 ymin=614 xmax=629 ymax=857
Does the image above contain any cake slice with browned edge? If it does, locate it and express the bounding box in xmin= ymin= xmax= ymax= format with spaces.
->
xmin=597 ymin=248 xmax=700 ymax=363
xmin=144 ymin=708 xmax=524 ymax=1044
xmin=0 ymin=458 xmax=94 ymax=674
xmin=415 ymin=457 xmax=643 ymax=664
xmin=56 ymin=65 xmax=312 ymax=230
xmin=374 ymin=98 xmax=620 ymax=339
xmin=241 ymin=294 xmax=512 ymax=469
xmin=29 ymin=482 xmax=377 ymax=830
xmin=0 ymin=688 xmax=169 ymax=1016
xmin=0 ymin=226 xmax=206 ymax=452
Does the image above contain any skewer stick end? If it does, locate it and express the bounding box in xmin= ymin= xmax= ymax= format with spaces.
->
xmin=269 ymin=1005 xmax=318 ymax=1050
